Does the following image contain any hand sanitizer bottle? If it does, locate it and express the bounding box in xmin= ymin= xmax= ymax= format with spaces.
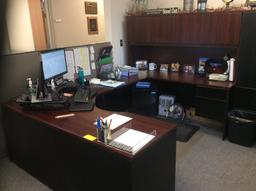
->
xmin=27 ymin=78 xmax=33 ymax=95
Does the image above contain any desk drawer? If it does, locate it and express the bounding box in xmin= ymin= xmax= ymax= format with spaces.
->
xmin=196 ymin=86 xmax=227 ymax=100
xmin=195 ymin=97 xmax=227 ymax=121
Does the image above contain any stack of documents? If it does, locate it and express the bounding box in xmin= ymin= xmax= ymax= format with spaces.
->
xmin=100 ymin=80 xmax=125 ymax=88
xmin=109 ymin=129 xmax=155 ymax=155
xmin=94 ymin=113 xmax=132 ymax=130
xmin=120 ymin=65 xmax=139 ymax=77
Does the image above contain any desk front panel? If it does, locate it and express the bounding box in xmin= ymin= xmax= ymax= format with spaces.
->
xmin=3 ymin=102 xmax=176 ymax=191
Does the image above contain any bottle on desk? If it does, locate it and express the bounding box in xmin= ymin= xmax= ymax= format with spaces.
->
xmin=77 ymin=67 xmax=85 ymax=86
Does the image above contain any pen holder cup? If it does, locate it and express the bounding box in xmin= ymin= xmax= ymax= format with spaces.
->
xmin=97 ymin=128 xmax=111 ymax=144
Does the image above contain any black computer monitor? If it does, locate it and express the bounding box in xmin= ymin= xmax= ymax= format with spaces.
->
xmin=41 ymin=49 xmax=67 ymax=81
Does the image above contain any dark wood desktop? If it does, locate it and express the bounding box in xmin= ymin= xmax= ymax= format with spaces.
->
xmin=3 ymin=70 xmax=235 ymax=191
xmin=3 ymin=74 xmax=177 ymax=191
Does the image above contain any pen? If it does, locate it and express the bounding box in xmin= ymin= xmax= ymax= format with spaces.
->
xmin=96 ymin=117 xmax=101 ymax=129
xmin=108 ymin=119 xmax=112 ymax=129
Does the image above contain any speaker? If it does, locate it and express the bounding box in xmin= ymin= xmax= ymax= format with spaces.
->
xmin=159 ymin=95 xmax=176 ymax=117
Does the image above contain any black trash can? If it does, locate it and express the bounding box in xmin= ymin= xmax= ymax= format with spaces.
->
xmin=228 ymin=110 xmax=256 ymax=147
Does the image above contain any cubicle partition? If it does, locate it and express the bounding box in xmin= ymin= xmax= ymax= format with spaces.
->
xmin=0 ymin=42 xmax=111 ymax=158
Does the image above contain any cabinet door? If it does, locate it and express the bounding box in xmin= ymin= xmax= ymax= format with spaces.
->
xmin=175 ymin=12 xmax=242 ymax=45
xmin=237 ymin=13 xmax=256 ymax=88
xmin=127 ymin=12 xmax=241 ymax=46
xmin=195 ymin=86 xmax=229 ymax=121
xmin=127 ymin=16 xmax=151 ymax=43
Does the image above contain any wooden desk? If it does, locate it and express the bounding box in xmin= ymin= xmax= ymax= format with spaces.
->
xmin=3 ymin=101 xmax=176 ymax=191
xmin=2 ymin=71 xmax=233 ymax=191
xmin=96 ymin=71 xmax=234 ymax=138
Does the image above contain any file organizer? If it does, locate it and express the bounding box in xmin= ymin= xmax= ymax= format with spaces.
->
xmin=108 ymin=125 xmax=156 ymax=155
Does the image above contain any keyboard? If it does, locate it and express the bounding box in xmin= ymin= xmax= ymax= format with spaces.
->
xmin=58 ymin=81 xmax=78 ymax=93
xmin=74 ymin=87 xmax=89 ymax=103
xmin=69 ymin=101 xmax=94 ymax=112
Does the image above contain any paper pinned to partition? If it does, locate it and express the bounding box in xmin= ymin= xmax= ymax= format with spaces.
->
xmin=63 ymin=50 xmax=76 ymax=81
xmin=89 ymin=46 xmax=95 ymax=53
xmin=74 ymin=47 xmax=91 ymax=76
xmin=94 ymin=113 xmax=132 ymax=130
xmin=90 ymin=53 xmax=95 ymax=62
xmin=91 ymin=62 xmax=96 ymax=70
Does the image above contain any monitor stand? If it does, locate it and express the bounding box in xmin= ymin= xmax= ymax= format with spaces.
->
xmin=34 ymin=78 xmax=52 ymax=103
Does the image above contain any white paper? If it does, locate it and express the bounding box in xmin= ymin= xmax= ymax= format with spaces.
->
xmin=90 ymin=54 xmax=95 ymax=61
xmin=110 ymin=129 xmax=155 ymax=154
xmin=89 ymin=46 xmax=95 ymax=53
xmin=63 ymin=50 xmax=76 ymax=81
xmin=94 ymin=113 xmax=132 ymax=130
xmin=100 ymin=80 xmax=125 ymax=88
xmin=74 ymin=47 xmax=91 ymax=76
xmin=91 ymin=62 xmax=96 ymax=70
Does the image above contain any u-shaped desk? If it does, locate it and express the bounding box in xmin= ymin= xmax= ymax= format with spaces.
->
xmin=2 ymin=71 xmax=234 ymax=191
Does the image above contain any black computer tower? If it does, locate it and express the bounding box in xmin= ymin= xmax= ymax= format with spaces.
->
xmin=130 ymin=85 xmax=158 ymax=116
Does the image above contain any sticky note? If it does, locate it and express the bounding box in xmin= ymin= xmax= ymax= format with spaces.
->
xmin=83 ymin=134 xmax=96 ymax=141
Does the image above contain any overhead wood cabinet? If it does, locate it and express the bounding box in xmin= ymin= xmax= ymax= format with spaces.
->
xmin=126 ymin=11 xmax=256 ymax=137
xmin=127 ymin=12 xmax=242 ymax=46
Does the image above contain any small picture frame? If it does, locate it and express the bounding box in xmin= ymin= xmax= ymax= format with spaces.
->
xmin=197 ymin=0 xmax=207 ymax=11
xmin=135 ymin=60 xmax=148 ymax=70
xmin=198 ymin=58 xmax=208 ymax=76
xmin=85 ymin=1 xmax=98 ymax=14
xmin=87 ymin=17 xmax=98 ymax=35
xmin=160 ymin=64 xmax=169 ymax=72
xmin=170 ymin=62 xmax=180 ymax=72
xmin=183 ymin=65 xmax=195 ymax=74
xmin=247 ymin=0 xmax=256 ymax=8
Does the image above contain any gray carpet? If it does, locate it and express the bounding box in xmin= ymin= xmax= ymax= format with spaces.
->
xmin=1 ymin=127 xmax=256 ymax=191
xmin=176 ymin=127 xmax=256 ymax=191
xmin=0 ymin=159 xmax=52 ymax=191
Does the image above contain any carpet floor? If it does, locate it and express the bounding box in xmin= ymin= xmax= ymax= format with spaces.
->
xmin=1 ymin=127 xmax=256 ymax=191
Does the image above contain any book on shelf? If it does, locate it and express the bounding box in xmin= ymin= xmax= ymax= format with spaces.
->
xmin=120 ymin=65 xmax=138 ymax=77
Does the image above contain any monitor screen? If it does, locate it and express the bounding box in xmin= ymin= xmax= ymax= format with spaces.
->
xmin=99 ymin=46 xmax=112 ymax=59
xmin=41 ymin=49 xmax=67 ymax=81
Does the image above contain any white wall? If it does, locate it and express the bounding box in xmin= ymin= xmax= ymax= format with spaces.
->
xmin=6 ymin=0 xmax=35 ymax=53
xmin=104 ymin=0 xmax=131 ymax=66
xmin=49 ymin=0 xmax=106 ymax=48
xmin=104 ymin=0 xmax=112 ymax=43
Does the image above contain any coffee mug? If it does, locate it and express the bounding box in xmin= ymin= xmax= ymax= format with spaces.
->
xmin=149 ymin=63 xmax=157 ymax=71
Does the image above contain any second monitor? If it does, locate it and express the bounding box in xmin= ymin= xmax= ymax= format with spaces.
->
xmin=41 ymin=48 xmax=67 ymax=85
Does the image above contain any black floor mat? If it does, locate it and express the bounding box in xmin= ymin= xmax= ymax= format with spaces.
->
xmin=176 ymin=123 xmax=200 ymax=142
xmin=156 ymin=116 xmax=200 ymax=142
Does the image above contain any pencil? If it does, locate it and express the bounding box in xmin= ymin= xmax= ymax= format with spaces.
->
xmin=55 ymin=113 xmax=75 ymax=119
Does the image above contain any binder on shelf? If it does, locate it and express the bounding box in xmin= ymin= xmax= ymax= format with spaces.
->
xmin=136 ymin=82 xmax=151 ymax=89
xmin=120 ymin=65 xmax=139 ymax=77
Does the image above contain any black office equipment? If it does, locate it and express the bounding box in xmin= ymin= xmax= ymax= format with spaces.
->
xmin=228 ymin=110 xmax=256 ymax=147
xmin=69 ymin=101 xmax=94 ymax=112
xmin=130 ymin=83 xmax=158 ymax=116
xmin=74 ymin=87 xmax=89 ymax=103
xmin=57 ymin=80 xmax=78 ymax=93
